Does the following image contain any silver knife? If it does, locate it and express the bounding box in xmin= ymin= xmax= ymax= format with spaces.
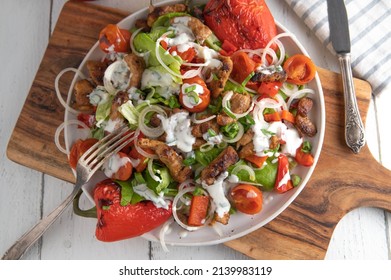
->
xmin=327 ymin=0 xmax=365 ymax=153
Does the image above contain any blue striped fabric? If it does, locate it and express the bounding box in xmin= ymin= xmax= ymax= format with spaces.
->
xmin=284 ymin=0 xmax=391 ymax=96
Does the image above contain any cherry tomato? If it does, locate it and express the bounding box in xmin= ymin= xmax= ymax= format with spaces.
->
xmin=257 ymin=81 xmax=282 ymax=97
xmin=179 ymin=76 xmax=210 ymax=113
xmin=104 ymin=152 xmax=133 ymax=181
xmin=69 ymin=138 xmax=98 ymax=169
xmin=283 ymin=54 xmax=316 ymax=85
xmin=295 ymin=145 xmax=315 ymax=167
xmin=99 ymin=24 xmax=131 ymax=53
xmin=275 ymin=154 xmax=294 ymax=193
xmin=77 ymin=113 xmax=95 ymax=128
xmin=230 ymin=184 xmax=263 ymax=215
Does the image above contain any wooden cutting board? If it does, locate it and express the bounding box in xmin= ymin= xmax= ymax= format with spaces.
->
xmin=6 ymin=2 xmax=391 ymax=259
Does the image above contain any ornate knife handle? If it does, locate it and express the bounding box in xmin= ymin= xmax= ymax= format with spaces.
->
xmin=338 ymin=53 xmax=366 ymax=153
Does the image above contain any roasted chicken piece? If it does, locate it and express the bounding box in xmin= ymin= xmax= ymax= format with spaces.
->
xmin=110 ymin=91 xmax=129 ymax=120
xmin=147 ymin=3 xmax=187 ymax=27
xmin=250 ymin=65 xmax=287 ymax=84
xmin=206 ymin=55 xmax=233 ymax=99
xmin=238 ymin=142 xmax=254 ymax=159
xmin=170 ymin=16 xmax=212 ymax=44
xmin=123 ymin=53 xmax=146 ymax=89
xmin=236 ymin=129 xmax=254 ymax=149
xmin=86 ymin=60 xmax=109 ymax=86
xmin=217 ymin=92 xmax=252 ymax=126
xmin=137 ymin=138 xmax=192 ymax=183
xmin=295 ymin=97 xmax=317 ymax=137
xmin=191 ymin=118 xmax=220 ymax=138
xmin=73 ymin=79 xmax=95 ymax=112
xmin=200 ymin=146 xmax=239 ymax=185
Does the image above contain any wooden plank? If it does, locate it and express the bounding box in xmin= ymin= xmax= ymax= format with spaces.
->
xmin=0 ymin=0 xmax=51 ymax=260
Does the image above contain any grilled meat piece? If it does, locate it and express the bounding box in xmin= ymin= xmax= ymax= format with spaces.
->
xmin=73 ymin=79 xmax=94 ymax=112
xmin=191 ymin=118 xmax=220 ymax=138
xmin=147 ymin=4 xmax=187 ymax=27
xmin=200 ymin=146 xmax=239 ymax=185
xmin=297 ymin=97 xmax=314 ymax=116
xmin=123 ymin=53 xmax=146 ymax=89
xmin=173 ymin=16 xmax=212 ymax=44
xmin=137 ymin=138 xmax=192 ymax=183
xmin=228 ymin=92 xmax=252 ymax=114
xmin=216 ymin=114 xmax=235 ymax=126
xmin=213 ymin=213 xmax=230 ymax=225
xmin=238 ymin=142 xmax=254 ymax=159
xmin=250 ymin=65 xmax=287 ymax=83
xmin=217 ymin=92 xmax=252 ymax=126
xmin=296 ymin=114 xmax=317 ymax=137
xmin=236 ymin=129 xmax=254 ymax=149
xmin=192 ymin=138 xmax=206 ymax=149
xmin=110 ymin=91 xmax=129 ymax=120
xmin=206 ymin=55 xmax=233 ymax=99
xmin=86 ymin=60 xmax=109 ymax=86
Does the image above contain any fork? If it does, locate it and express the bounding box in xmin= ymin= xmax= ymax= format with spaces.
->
xmin=1 ymin=124 xmax=135 ymax=260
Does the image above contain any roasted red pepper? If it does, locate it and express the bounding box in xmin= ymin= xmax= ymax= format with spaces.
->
xmin=204 ymin=0 xmax=277 ymax=50
xmin=93 ymin=179 xmax=172 ymax=242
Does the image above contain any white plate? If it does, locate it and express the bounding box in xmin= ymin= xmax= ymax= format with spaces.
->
xmin=64 ymin=0 xmax=325 ymax=246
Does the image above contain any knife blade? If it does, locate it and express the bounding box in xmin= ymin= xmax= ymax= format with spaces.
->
xmin=327 ymin=0 xmax=366 ymax=153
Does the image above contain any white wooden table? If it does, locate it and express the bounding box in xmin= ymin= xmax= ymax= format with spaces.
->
xmin=1 ymin=0 xmax=390 ymax=260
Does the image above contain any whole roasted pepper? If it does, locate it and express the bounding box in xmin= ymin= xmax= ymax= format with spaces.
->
xmin=203 ymin=0 xmax=277 ymax=50
xmin=93 ymin=179 xmax=172 ymax=242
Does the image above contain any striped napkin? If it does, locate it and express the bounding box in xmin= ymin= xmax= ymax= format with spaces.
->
xmin=284 ymin=0 xmax=391 ymax=96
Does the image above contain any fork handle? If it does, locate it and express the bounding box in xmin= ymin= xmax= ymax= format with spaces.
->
xmin=1 ymin=186 xmax=80 ymax=260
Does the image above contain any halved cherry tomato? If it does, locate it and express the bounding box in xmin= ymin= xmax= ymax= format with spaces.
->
xmin=295 ymin=145 xmax=315 ymax=167
xmin=103 ymin=152 xmax=133 ymax=181
xmin=230 ymin=184 xmax=263 ymax=215
xmin=230 ymin=52 xmax=257 ymax=84
xmin=283 ymin=54 xmax=316 ymax=85
xmin=257 ymin=81 xmax=282 ymax=97
xmin=99 ymin=24 xmax=131 ymax=53
xmin=275 ymin=154 xmax=294 ymax=193
xmin=69 ymin=138 xmax=98 ymax=169
xmin=179 ymin=76 xmax=210 ymax=113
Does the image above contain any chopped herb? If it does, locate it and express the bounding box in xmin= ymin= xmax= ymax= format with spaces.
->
xmin=183 ymin=156 xmax=196 ymax=166
xmin=223 ymin=107 xmax=237 ymax=119
xmin=208 ymin=128 xmax=217 ymax=137
xmin=302 ymin=141 xmax=312 ymax=153
xmin=291 ymin=174 xmax=301 ymax=187
xmin=192 ymin=186 xmax=204 ymax=196
xmin=261 ymin=128 xmax=275 ymax=136
xmin=102 ymin=205 xmax=110 ymax=210
xmin=238 ymin=114 xmax=255 ymax=131
xmin=221 ymin=122 xmax=239 ymax=139
xmin=241 ymin=71 xmax=255 ymax=87
xmin=187 ymin=91 xmax=200 ymax=104
xmin=185 ymin=85 xmax=197 ymax=93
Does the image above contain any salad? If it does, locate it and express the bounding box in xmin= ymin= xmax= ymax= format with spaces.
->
xmin=55 ymin=0 xmax=319 ymax=248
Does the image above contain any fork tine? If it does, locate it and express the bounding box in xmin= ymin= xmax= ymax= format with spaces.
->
xmin=87 ymin=131 xmax=138 ymax=176
xmin=78 ymin=124 xmax=129 ymax=163
xmin=82 ymin=126 xmax=130 ymax=166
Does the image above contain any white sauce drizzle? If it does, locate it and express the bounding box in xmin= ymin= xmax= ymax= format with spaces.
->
xmin=158 ymin=111 xmax=195 ymax=153
xmin=202 ymin=172 xmax=230 ymax=218
xmin=133 ymin=184 xmax=169 ymax=209
xmin=102 ymin=153 xmax=130 ymax=178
